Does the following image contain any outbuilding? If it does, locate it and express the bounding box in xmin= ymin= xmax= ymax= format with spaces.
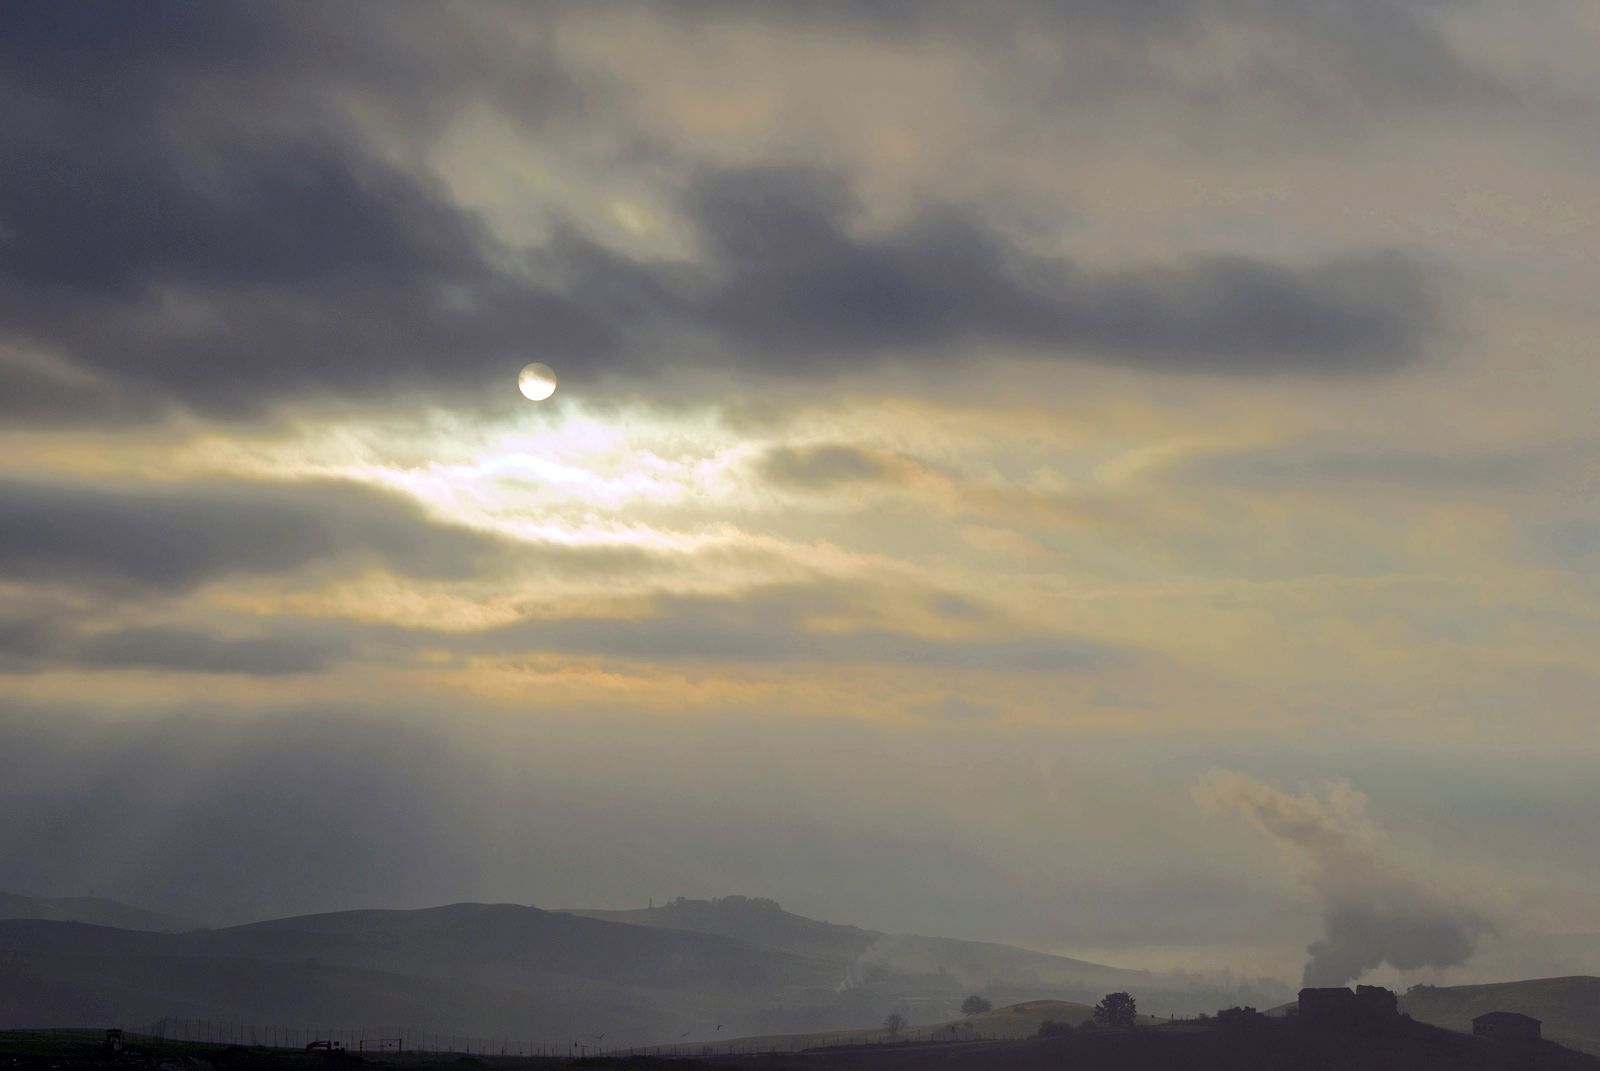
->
xmin=1472 ymin=1011 xmax=1541 ymax=1041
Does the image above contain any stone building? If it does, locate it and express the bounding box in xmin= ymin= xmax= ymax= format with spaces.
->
xmin=1297 ymin=985 xmax=1400 ymax=1026
xmin=1472 ymin=1012 xmax=1541 ymax=1041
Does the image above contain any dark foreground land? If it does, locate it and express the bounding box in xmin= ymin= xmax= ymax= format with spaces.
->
xmin=7 ymin=1018 xmax=1600 ymax=1071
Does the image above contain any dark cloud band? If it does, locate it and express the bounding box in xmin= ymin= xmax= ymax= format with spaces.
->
xmin=0 ymin=479 xmax=496 ymax=592
xmin=0 ymin=2 xmax=1449 ymax=424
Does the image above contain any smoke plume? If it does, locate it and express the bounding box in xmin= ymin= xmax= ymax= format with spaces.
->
xmin=1194 ymin=769 xmax=1495 ymax=987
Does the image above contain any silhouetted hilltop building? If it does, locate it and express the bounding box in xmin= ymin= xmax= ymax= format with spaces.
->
xmin=1298 ymin=985 xmax=1401 ymax=1027
xmin=1473 ymin=1011 xmax=1541 ymax=1041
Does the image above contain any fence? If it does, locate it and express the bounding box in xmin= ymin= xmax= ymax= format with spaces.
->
xmin=3 ymin=1020 xmax=1011 ymax=1061
xmin=139 ymin=1021 xmax=572 ymax=1057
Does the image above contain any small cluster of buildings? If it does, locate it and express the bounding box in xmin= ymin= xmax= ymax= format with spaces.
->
xmin=1297 ymin=986 xmax=1541 ymax=1042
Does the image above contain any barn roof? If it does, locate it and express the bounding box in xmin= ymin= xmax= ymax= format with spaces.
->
xmin=1472 ymin=1011 xmax=1541 ymax=1025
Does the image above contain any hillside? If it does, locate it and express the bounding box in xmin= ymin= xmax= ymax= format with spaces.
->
xmin=0 ymin=898 xmax=1288 ymax=1041
xmin=0 ymin=891 xmax=203 ymax=933
xmin=718 ymin=997 xmax=1167 ymax=1051
xmin=1402 ymin=976 xmax=1600 ymax=1055
xmin=570 ymin=897 xmax=877 ymax=963
xmin=0 ymin=906 xmax=890 ymax=1044
xmin=566 ymin=896 xmax=1287 ymax=1017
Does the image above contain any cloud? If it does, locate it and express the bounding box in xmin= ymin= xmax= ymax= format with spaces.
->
xmin=760 ymin=444 xmax=888 ymax=486
xmin=1194 ymin=769 xmax=1495 ymax=987
xmin=676 ymin=168 xmax=1439 ymax=374
xmin=0 ymin=345 xmax=159 ymax=426
xmin=0 ymin=479 xmax=498 ymax=592
xmin=0 ymin=618 xmax=345 ymax=677
xmin=648 ymin=0 xmax=1491 ymax=119
xmin=1190 ymin=448 xmax=1548 ymax=492
xmin=0 ymin=3 xmax=1455 ymax=425
xmin=76 ymin=627 xmax=344 ymax=676
xmin=0 ymin=0 xmax=616 ymax=417
xmin=473 ymin=590 xmax=1123 ymax=671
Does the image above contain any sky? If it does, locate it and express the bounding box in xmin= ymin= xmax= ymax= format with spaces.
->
xmin=2 ymin=0 xmax=1599 ymax=990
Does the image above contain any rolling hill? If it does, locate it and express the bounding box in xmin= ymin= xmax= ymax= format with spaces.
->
xmin=0 ymin=905 xmax=889 ymax=1044
xmin=0 ymin=897 xmax=1288 ymax=1042
xmin=570 ymin=896 xmax=877 ymax=964
xmin=0 ymin=891 xmax=203 ymax=934
xmin=567 ymin=895 xmax=1288 ymax=1017
xmin=1401 ymin=976 xmax=1600 ymax=1055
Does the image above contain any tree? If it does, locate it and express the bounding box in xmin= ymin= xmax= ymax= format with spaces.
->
xmin=1093 ymin=992 xmax=1137 ymax=1029
xmin=960 ymin=995 xmax=993 ymax=1016
xmin=1034 ymin=1019 xmax=1073 ymax=1038
xmin=883 ymin=1013 xmax=906 ymax=1039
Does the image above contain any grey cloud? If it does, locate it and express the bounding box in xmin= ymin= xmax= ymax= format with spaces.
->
xmin=760 ymin=445 xmax=887 ymax=486
xmin=1304 ymin=452 xmax=1542 ymax=489
xmin=0 ymin=618 xmax=345 ymax=677
xmin=0 ymin=346 xmax=160 ymax=427
xmin=75 ymin=627 xmax=343 ymax=676
xmin=676 ymin=168 xmax=1437 ymax=374
xmin=0 ymin=0 xmax=616 ymax=417
xmin=0 ymin=479 xmax=497 ymax=592
xmin=0 ymin=2 xmax=1457 ymax=425
xmin=472 ymin=591 xmax=1122 ymax=671
xmin=908 ymin=696 xmax=998 ymax=721
xmin=1191 ymin=448 xmax=1546 ymax=491
xmin=655 ymin=0 xmax=1486 ymax=107
xmin=0 ymin=618 xmax=57 ymax=669
xmin=0 ymin=579 xmax=1089 ymax=679
xmin=1540 ymin=518 xmax=1600 ymax=564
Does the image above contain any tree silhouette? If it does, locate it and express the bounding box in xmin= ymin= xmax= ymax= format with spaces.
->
xmin=1093 ymin=991 xmax=1137 ymax=1029
xmin=883 ymin=1013 xmax=906 ymax=1039
xmin=960 ymin=995 xmax=993 ymax=1016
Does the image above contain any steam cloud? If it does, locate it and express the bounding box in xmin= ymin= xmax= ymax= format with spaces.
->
xmin=1194 ymin=770 xmax=1495 ymax=987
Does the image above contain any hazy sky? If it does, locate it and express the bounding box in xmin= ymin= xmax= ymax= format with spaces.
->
xmin=3 ymin=0 xmax=1599 ymax=988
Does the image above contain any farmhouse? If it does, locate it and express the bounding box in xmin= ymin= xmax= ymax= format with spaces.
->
xmin=1472 ymin=1011 xmax=1541 ymax=1041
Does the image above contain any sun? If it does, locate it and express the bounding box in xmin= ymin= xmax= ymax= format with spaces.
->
xmin=518 ymin=363 xmax=558 ymax=401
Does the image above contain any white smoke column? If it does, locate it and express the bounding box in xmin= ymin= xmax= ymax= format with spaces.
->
xmin=1193 ymin=769 xmax=1495 ymax=987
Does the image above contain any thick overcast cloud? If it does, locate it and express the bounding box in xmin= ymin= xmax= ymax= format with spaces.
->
xmin=2 ymin=0 xmax=1599 ymax=988
xmin=0 ymin=0 xmax=1460 ymax=418
xmin=0 ymin=479 xmax=495 ymax=591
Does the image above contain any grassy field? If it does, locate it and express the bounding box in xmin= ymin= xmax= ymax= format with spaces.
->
xmin=1401 ymin=976 xmax=1600 ymax=1055
xmin=676 ymin=997 xmax=1174 ymax=1054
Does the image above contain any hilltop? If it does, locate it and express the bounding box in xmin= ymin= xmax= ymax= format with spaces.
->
xmin=568 ymin=897 xmax=876 ymax=964
xmin=0 ymin=891 xmax=204 ymax=934
xmin=566 ymin=896 xmax=1285 ymax=1017
xmin=0 ymin=905 xmax=877 ymax=1045
xmin=0 ymin=896 xmax=1287 ymax=1043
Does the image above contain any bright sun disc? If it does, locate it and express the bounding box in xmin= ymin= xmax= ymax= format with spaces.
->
xmin=518 ymin=363 xmax=558 ymax=401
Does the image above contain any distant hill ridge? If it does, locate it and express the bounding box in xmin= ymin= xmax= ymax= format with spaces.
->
xmin=0 ymin=890 xmax=203 ymax=933
xmin=568 ymin=895 xmax=878 ymax=962
xmin=566 ymin=895 xmax=1235 ymax=1002
xmin=0 ymin=897 xmax=1283 ymax=1041
xmin=0 ymin=903 xmax=865 ymax=1044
